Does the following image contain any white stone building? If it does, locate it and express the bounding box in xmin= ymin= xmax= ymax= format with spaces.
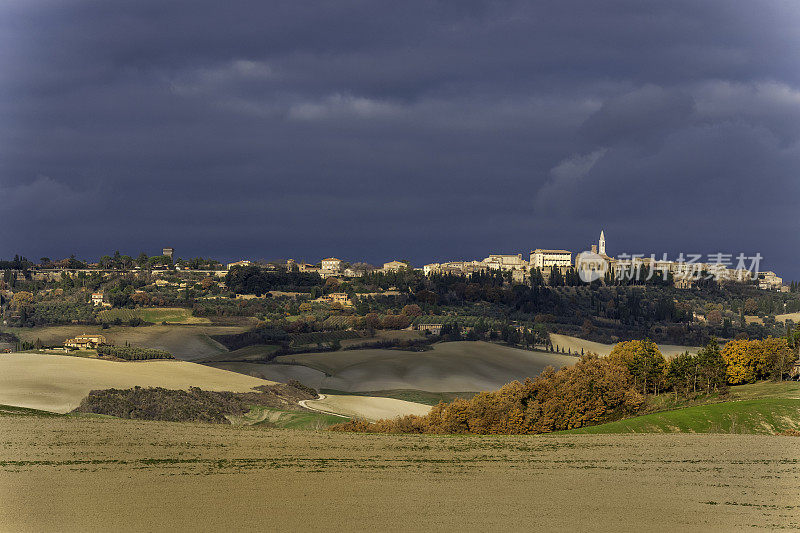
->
xmin=320 ymin=258 xmax=342 ymax=277
xmin=530 ymin=249 xmax=572 ymax=270
xmin=382 ymin=260 xmax=408 ymax=273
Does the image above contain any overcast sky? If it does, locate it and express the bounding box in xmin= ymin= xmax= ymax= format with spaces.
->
xmin=1 ymin=1 xmax=799 ymax=278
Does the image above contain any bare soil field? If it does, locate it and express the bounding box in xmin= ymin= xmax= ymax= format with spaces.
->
xmin=7 ymin=324 xmax=249 ymax=360
xmin=1 ymin=415 xmax=798 ymax=532
xmin=0 ymin=353 xmax=275 ymax=413
xmin=271 ymin=341 xmax=576 ymax=392
xmin=776 ymin=311 xmax=800 ymax=324
xmin=549 ymin=333 xmax=700 ymax=358
xmin=196 ymin=344 xmax=280 ymax=363
xmin=301 ymin=393 xmax=431 ymax=421
xmin=207 ymin=361 xmax=328 ymax=388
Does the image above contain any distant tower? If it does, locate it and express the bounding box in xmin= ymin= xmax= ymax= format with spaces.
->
xmin=599 ymin=230 xmax=606 ymax=256
xmin=162 ymin=247 xmax=174 ymax=259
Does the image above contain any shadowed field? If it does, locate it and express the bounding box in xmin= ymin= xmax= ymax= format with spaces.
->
xmin=257 ymin=341 xmax=576 ymax=392
xmin=1 ymin=414 xmax=798 ymax=531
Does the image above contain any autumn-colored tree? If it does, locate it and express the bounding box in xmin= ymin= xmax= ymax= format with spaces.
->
xmin=400 ymin=304 xmax=422 ymax=317
xmin=130 ymin=292 xmax=151 ymax=306
xmin=381 ymin=314 xmax=411 ymax=329
xmin=332 ymin=355 xmax=644 ymax=435
xmin=415 ymin=290 xmax=438 ymax=305
xmin=607 ymin=339 xmax=667 ymax=394
xmin=11 ymin=291 xmax=34 ymax=312
xmin=364 ymin=313 xmax=381 ymax=330
xmin=323 ymin=277 xmax=341 ymax=292
xmin=722 ymin=338 xmax=766 ymax=384
xmin=761 ymin=337 xmax=796 ymax=381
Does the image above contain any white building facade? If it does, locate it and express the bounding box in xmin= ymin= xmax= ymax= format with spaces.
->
xmin=530 ymin=249 xmax=572 ymax=270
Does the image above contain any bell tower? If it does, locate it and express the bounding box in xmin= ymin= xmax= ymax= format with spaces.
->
xmin=599 ymin=230 xmax=606 ymax=256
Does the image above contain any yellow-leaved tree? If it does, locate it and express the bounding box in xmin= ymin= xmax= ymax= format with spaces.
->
xmin=607 ymin=339 xmax=667 ymax=394
xmin=721 ymin=338 xmax=771 ymax=384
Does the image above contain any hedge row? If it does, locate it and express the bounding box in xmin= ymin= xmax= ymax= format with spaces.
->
xmin=96 ymin=345 xmax=174 ymax=360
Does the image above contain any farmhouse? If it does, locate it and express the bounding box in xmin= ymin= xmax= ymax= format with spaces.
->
xmin=91 ymin=292 xmax=104 ymax=306
xmin=64 ymin=334 xmax=107 ymax=350
xmin=324 ymin=292 xmax=352 ymax=306
xmin=417 ymin=323 xmax=443 ymax=335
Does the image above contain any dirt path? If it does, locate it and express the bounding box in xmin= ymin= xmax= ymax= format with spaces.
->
xmin=298 ymin=394 xmax=348 ymax=419
xmin=300 ymin=393 xmax=431 ymax=421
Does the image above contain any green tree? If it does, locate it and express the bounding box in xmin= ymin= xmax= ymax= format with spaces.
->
xmin=549 ymin=266 xmax=564 ymax=287
xmin=607 ymin=339 xmax=666 ymax=395
xmin=695 ymin=339 xmax=727 ymax=393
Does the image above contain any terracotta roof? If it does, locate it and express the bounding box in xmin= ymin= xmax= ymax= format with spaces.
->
xmin=531 ymin=249 xmax=571 ymax=254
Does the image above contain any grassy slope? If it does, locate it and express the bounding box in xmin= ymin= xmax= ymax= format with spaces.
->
xmin=0 ymin=404 xmax=64 ymax=417
xmin=566 ymin=399 xmax=800 ymax=435
xmin=250 ymin=407 xmax=345 ymax=429
xmin=564 ymin=381 xmax=800 ymax=435
xmin=190 ymin=404 xmax=345 ymax=429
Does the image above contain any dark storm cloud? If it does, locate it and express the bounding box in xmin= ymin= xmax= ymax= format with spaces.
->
xmin=1 ymin=0 xmax=799 ymax=277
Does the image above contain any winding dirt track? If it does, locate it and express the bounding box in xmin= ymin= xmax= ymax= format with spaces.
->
xmin=297 ymin=393 xmax=344 ymax=417
xmin=300 ymin=393 xmax=431 ymax=421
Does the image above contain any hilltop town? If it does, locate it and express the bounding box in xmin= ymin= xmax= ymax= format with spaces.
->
xmin=2 ymin=230 xmax=789 ymax=292
xmin=1 ymin=231 xmax=797 ymax=358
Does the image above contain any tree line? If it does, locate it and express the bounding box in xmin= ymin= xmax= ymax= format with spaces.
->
xmin=96 ymin=345 xmax=174 ymax=360
xmin=332 ymin=337 xmax=797 ymax=435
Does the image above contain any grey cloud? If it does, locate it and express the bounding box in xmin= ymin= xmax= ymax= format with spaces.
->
xmin=1 ymin=1 xmax=799 ymax=277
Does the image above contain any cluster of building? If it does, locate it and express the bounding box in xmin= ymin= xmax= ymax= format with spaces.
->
xmin=253 ymin=230 xmax=789 ymax=292
xmin=284 ymin=258 xmax=410 ymax=279
xmin=407 ymin=231 xmax=787 ymax=291
xmin=3 ymin=236 xmax=790 ymax=297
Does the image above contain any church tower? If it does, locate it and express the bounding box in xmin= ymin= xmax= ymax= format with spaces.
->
xmin=599 ymin=230 xmax=606 ymax=256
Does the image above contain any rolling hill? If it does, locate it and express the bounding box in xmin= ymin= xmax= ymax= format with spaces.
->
xmin=0 ymin=352 xmax=276 ymax=413
xmin=211 ymin=341 xmax=577 ymax=393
